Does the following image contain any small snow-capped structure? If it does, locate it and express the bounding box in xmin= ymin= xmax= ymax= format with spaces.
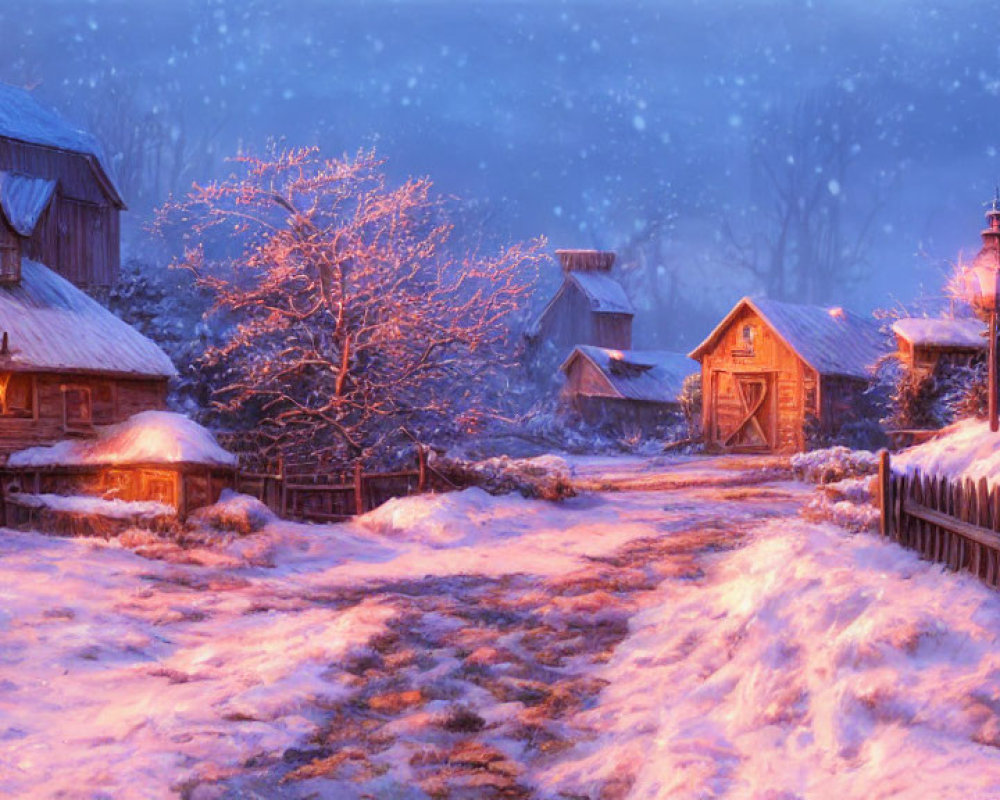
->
xmin=3 ymin=411 xmax=237 ymax=523
xmin=527 ymin=249 xmax=634 ymax=353
xmin=690 ymin=296 xmax=889 ymax=453
xmin=892 ymin=317 xmax=985 ymax=372
xmin=0 ymin=81 xmax=124 ymax=289
xmin=0 ymin=259 xmax=175 ymax=455
xmin=560 ymin=345 xmax=698 ymax=428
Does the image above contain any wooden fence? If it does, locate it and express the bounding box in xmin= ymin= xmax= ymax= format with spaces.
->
xmin=0 ymin=447 xmax=459 ymax=529
xmin=235 ymin=446 xmax=458 ymax=523
xmin=878 ymin=451 xmax=1000 ymax=587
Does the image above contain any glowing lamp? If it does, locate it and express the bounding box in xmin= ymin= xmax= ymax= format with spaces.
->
xmin=970 ymin=263 xmax=1000 ymax=314
xmin=970 ymin=261 xmax=1000 ymax=433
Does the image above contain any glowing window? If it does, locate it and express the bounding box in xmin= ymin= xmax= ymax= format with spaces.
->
xmin=0 ymin=373 xmax=33 ymax=418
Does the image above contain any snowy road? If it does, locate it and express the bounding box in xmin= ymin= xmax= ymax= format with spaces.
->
xmin=4 ymin=456 xmax=1000 ymax=799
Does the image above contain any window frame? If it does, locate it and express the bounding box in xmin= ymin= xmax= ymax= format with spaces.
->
xmin=60 ymin=383 xmax=94 ymax=433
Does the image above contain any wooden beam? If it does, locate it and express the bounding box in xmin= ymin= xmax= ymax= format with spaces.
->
xmin=878 ymin=449 xmax=890 ymax=538
xmin=354 ymin=462 xmax=364 ymax=515
xmin=903 ymin=498 xmax=1000 ymax=550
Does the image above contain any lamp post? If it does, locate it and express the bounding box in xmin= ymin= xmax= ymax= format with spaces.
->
xmin=971 ymin=263 xmax=1000 ymax=432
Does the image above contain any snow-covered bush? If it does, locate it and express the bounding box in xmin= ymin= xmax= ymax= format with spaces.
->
xmin=800 ymin=476 xmax=879 ymax=533
xmin=678 ymin=372 xmax=702 ymax=440
xmin=106 ymin=258 xmax=216 ymax=414
xmin=791 ymin=446 xmax=879 ymax=484
xmin=188 ymin=491 xmax=276 ymax=536
xmin=876 ymin=354 xmax=987 ymax=432
xmin=430 ymin=453 xmax=575 ymax=500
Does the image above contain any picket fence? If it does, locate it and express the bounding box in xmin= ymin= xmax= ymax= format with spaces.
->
xmin=235 ymin=446 xmax=458 ymax=522
xmin=878 ymin=451 xmax=1000 ymax=587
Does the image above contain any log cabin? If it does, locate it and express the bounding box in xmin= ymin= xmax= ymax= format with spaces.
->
xmin=0 ymin=82 xmax=124 ymax=291
xmin=0 ymin=85 xmax=176 ymax=459
xmin=560 ymin=345 xmax=698 ymax=428
xmin=892 ymin=317 xmax=985 ymax=373
xmin=527 ymin=249 xmax=634 ymax=354
xmin=0 ymin=259 xmax=176 ymax=456
xmin=689 ymin=297 xmax=889 ymax=453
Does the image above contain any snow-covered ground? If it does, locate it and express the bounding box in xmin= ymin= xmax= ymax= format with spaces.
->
xmin=3 ymin=454 xmax=1000 ymax=798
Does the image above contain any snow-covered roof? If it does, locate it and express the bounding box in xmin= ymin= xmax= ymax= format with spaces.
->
xmin=8 ymin=411 xmax=237 ymax=468
xmin=0 ymin=172 xmax=55 ymax=236
xmin=892 ymin=317 xmax=986 ymax=349
xmin=0 ymin=83 xmax=123 ymax=207
xmin=0 ymin=259 xmax=176 ymax=378
xmin=562 ymin=345 xmax=698 ymax=404
xmin=569 ymin=271 xmax=634 ymax=315
xmin=689 ymin=296 xmax=889 ymax=379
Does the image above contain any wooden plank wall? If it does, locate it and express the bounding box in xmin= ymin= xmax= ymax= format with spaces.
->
xmin=0 ymin=139 xmax=120 ymax=288
xmin=0 ymin=373 xmax=167 ymax=455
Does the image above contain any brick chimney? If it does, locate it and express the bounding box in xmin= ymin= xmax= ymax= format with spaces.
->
xmin=556 ymin=249 xmax=615 ymax=273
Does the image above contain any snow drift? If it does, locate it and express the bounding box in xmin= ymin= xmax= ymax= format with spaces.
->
xmin=8 ymin=410 xmax=237 ymax=467
xmin=893 ymin=419 xmax=1000 ymax=487
xmin=541 ymin=518 xmax=1000 ymax=799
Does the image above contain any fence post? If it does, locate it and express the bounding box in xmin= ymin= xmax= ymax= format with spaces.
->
xmin=878 ymin=449 xmax=891 ymax=538
xmin=418 ymin=445 xmax=427 ymax=493
xmin=354 ymin=462 xmax=364 ymax=515
xmin=279 ymin=458 xmax=288 ymax=519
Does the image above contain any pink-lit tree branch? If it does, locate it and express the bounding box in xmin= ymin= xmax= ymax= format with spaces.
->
xmin=156 ymin=147 xmax=544 ymax=463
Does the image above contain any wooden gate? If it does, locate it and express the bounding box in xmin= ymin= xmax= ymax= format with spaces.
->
xmin=712 ymin=371 xmax=776 ymax=452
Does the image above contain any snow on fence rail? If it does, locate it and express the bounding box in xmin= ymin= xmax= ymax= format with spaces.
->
xmin=878 ymin=450 xmax=1000 ymax=587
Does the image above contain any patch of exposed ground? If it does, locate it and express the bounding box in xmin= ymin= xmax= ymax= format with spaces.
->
xmin=210 ymin=521 xmax=763 ymax=799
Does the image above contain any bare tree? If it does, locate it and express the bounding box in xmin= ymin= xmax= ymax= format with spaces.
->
xmin=725 ymin=91 xmax=888 ymax=304
xmin=155 ymin=147 xmax=544 ymax=463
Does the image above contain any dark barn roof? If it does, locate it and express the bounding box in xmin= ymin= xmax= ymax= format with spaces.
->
xmin=690 ymin=296 xmax=890 ymax=379
xmin=568 ymin=271 xmax=634 ymax=314
xmin=0 ymin=83 xmax=124 ymax=207
xmin=562 ymin=345 xmax=697 ymax=404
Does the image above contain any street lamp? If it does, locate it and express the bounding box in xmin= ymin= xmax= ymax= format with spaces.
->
xmin=970 ymin=262 xmax=1000 ymax=432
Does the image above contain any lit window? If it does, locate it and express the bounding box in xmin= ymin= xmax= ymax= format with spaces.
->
xmin=0 ymin=373 xmax=33 ymax=418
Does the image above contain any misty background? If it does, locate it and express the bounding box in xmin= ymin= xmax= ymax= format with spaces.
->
xmin=1 ymin=0 xmax=995 ymax=349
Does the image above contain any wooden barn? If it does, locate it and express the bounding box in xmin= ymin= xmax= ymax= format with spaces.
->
xmin=0 ymin=258 xmax=175 ymax=455
xmin=892 ymin=317 xmax=985 ymax=373
xmin=689 ymin=297 xmax=889 ymax=453
xmin=527 ymin=249 xmax=634 ymax=353
xmin=560 ymin=345 xmax=698 ymax=428
xmin=0 ymin=82 xmax=124 ymax=291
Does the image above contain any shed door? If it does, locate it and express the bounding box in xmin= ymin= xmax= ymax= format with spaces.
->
xmin=713 ymin=372 xmax=776 ymax=451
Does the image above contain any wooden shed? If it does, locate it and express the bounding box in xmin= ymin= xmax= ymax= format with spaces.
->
xmin=527 ymin=249 xmax=634 ymax=353
xmin=0 ymin=82 xmax=125 ymax=291
xmin=689 ymin=297 xmax=889 ymax=453
xmin=3 ymin=411 xmax=237 ymax=522
xmin=0 ymin=258 xmax=176 ymax=455
xmin=560 ymin=345 xmax=698 ymax=428
xmin=892 ymin=317 xmax=985 ymax=373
